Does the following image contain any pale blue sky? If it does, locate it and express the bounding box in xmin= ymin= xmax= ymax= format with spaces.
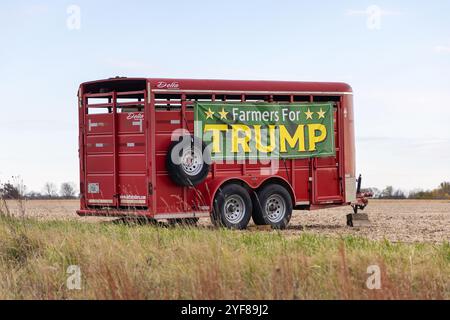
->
xmin=0 ymin=1 xmax=449 ymax=193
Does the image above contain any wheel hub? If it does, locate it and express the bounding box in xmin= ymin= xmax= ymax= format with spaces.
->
xmin=223 ymin=195 xmax=245 ymax=223
xmin=181 ymin=147 xmax=203 ymax=176
xmin=265 ymin=194 xmax=286 ymax=223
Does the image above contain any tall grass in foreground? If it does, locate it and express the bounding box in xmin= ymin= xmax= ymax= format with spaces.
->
xmin=0 ymin=214 xmax=448 ymax=299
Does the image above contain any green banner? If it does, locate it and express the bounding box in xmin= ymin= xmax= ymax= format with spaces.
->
xmin=194 ymin=102 xmax=335 ymax=160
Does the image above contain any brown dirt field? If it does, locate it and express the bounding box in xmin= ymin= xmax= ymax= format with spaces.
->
xmin=3 ymin=199 xmax=450 ymax=243
xmin=288 ymin=199 xmax=450 ymax=243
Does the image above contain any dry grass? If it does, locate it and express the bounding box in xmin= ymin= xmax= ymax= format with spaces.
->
xmin=0 ymin=212 xmax=448 ymax=300
xmin=4 ymin=199 xmax=450 ymax=243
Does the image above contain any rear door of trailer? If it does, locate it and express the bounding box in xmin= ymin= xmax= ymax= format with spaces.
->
xmin=82 ymin=90 xmax=149 ymax=208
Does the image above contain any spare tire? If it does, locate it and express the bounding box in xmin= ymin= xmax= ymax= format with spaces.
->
xmin=166 ymin=136 xmax=210 ymax=186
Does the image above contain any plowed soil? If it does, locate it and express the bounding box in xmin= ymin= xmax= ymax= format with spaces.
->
xmin=3 ymin=199 xmax=449 ymax=243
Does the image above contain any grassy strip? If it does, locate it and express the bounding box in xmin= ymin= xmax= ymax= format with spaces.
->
xmin=0 ymin=216 xmax=448 ymax=299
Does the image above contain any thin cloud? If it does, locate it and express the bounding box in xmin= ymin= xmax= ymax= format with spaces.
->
xmin=103 ymin=58 xmax=173 ymax=76
xmin=346 ymin=8 xmax=402 ymax=16
xmin=21 ymin=4 xmax=49 ymax=16
xmin=434 ymin=45 xmax=450 ymax=54
xmin=358 ymin=137 xmax=450 ymax=151
xmin=105 ymin=58 xmax=152 ymax=70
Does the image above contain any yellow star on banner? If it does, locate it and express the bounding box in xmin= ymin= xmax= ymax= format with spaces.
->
xmin=205 ymin=108 xmax=215 ymax=120
xmin=305 ymin=108 xmax=314 ymax=120
xmin=218 ymin=108 xmax=229 ymax=120
xmin=317 ymin=108 xmax=326 ymax=119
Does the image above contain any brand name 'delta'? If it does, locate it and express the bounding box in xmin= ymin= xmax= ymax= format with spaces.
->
xmin=156 ymin=81 xmax=180 ymax=89
xmin=127 ymin=113 xmax=144 ymax=121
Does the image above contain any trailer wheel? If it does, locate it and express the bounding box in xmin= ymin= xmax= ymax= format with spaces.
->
xmin=211 ymin=184 xmax=252 ymax=230
xmin=251 ymin=192 xmax=267 ymax=225
xmin=166 ymin=136 xmax=210 ymax=187
xmin=252 ymin=184 xmax=293 ymax=229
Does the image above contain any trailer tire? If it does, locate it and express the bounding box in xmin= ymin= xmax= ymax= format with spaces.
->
xmin=252 ymin=184 xmax=293 ymax=229
xmin=211 ymin=184 xmax=252 ymax=230
xmin=166 ymin=136 xmax=210 ymax=187
xmin=251 ymin=192 xmax=267 ymax=225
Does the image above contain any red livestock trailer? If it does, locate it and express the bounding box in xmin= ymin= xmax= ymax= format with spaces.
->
xmin=77 ymin=77 xmax=368 ymax=229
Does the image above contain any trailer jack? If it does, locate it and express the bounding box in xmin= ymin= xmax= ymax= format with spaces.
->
xmin=346 ymin=213 xmax=371 ymax=227
xmin=347 ymin=174 xmax=372 ymax=227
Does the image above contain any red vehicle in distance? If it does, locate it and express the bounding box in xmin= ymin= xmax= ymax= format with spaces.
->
xmin=77 ymin=77 xmax=368 ymax=229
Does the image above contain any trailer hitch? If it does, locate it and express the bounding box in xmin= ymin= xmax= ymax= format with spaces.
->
xmin=351 ymin=174 xmax=372 ymax=214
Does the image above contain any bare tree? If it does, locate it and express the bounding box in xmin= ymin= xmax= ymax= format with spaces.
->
xmin=392 ymin=189 xmax=406 ymax=199
xmin=26 ymin=191 xmax=43 ymax=199
xmin=43 ymin=182 xmax=58 ymax=198
xmin=60 ymin=182 xmax=77 ymax=199
xmin=0 ymin=176 xmax=26 ymax=199
xmin=439 ymin=182 xmax=450 ymax=194
xmin=0 ymin=182 xmax=20 ymax=199
xmin=380 ymin=186 xmax=394 ymax=199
